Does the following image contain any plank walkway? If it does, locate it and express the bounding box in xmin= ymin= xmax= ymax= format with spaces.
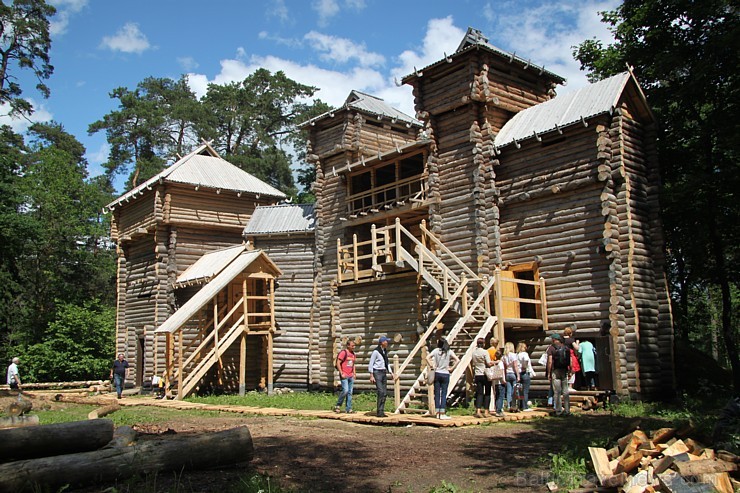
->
xmin=116 ymin=396 xmax=552 ymax=427
xmin=27 ymin=390 xmax=554 ymax=427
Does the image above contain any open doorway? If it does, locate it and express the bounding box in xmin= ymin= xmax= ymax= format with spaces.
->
xmin=136 ymin=336 xmax=145 ymax=386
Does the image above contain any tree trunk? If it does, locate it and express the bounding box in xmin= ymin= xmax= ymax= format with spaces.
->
xmin=0 ymin=418 xmax=115 ymax=462
xmin=5 ymin=397 xmax=32 ymax=417
xmin=0 ymin=425 xmax=254 ymax=492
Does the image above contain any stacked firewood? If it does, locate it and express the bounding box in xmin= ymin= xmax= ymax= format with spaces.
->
xmin=583 ymin=424 xmax=738 ymax=493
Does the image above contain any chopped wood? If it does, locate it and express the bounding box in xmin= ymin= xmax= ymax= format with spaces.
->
xmin=651 ymin=454 xmax=675 ymax=475
xmin=673 ymin=459 xmax=737 ymax=476
xmin=103 ymin=425 xmax=138 ymax=449
xmin=650 ymin=427 xmax=676 ymax=444
xmin=662 ymin=440 xmax=690 ymax=457
xmin=683 ymin=438 xmax=705 ymax=456
xmin=695 ymin=472 xmax=732 ymax=493
xmin=606 ymin=445 xmax=621 ymax=460
xmin=546 ymin=480 xmax=558 ymax=491
xmin=657 ymin=470 xmax=715 ymax=493
xmin=590 ymin=447 xmax=614 ymax=484
xmin=614 ymin=451 xmax=643 ymax=474
xmin=716 ymin=450 xmax=738 ymax=463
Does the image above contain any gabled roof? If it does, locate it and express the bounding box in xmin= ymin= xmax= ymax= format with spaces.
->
xmin=495 ymin=72 xmax=646 ymax=150
xmin=299 ymin=90 xmax=420 ymax=128
xmin=403 ymin=27 xmax=565 ymax=85
xmin=105 ymin=144 xmax=286 ymax=211
xmin=156 ymin=247 xmax=281 ymax=334
xmin=243 ymin=204 xmax=316 ymax=236
xmin=174 ymin=245 xmax=246 ymax=288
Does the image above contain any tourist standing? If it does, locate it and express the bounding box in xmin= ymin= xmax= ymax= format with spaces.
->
xmin=471 ymin=338 xmax=493 ymax=418
xmin=502 ymin=342 xmax=520 ymax=411
xmin=369 ymin=336 xmax=394 ymax=417
xmin=547 ymin=334 xmax=571 ymax=416
xmin=578 ymin=339 xmax=598 ymax=390
xmin=334 ymin=340 xmax=357 ymax=413
xmin=516 ymin=342 xmax=533 ymax=411
xmin=427 ymin=339 xmax=460 ymax=420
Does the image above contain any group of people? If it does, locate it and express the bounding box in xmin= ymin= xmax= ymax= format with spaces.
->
xmin=334 ymin=327 xmax=598 ymax=419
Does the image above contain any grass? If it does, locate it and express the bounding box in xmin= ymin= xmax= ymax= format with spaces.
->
xmin=186 ymin=389 xmax=379 ymax=413
xmin=34 ymin=404 xmax=229 ymax=427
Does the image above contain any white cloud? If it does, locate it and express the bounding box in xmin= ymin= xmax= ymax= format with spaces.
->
xmin=312 ymin=0 xmax=366 ymax=27
xmin=313 ymin=0 xmax=340 ymax=26
xmin=177 ymin=56 xmax=199 ymax=71
xmin=394 ymin=17 xmax=465 ymax=81
xmin=488 ymin=0 xmax=619 ymax=92
xmin=49 ymin=0 xmax=88 ymax=35
xmin=100 ymin=23 xmax=151 ymax=54
xmin=266 ymin=0 xmax=290 ymax=23
xmin=86 ymin=142 xmax=110 ymax=166
xmin=304 ymin=31 xmax=385 ymax=67
xmin=0 ymin=99 xmax=53 ymax=133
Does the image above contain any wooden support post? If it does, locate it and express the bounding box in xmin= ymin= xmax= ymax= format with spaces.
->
xmin=352 ymin=234 xmax=359 ymax=281
xmin=177 ymin=331 xmax=183 ymax=399
xmin=494 ymin=269 xmax=505 ymax=344
xmin=483 ymin=276 xmax=491 ymax=315
xmin=267 ymin=332 xmax=274 ymax=395
xmin=395 ymin=217 xmax=402 ymax=264
xmin=422 ymin=347 xmax=435 ymax=415
xmin=461 ymin=275 xmax=468 ymax=316
xmin=336 ymin=238 xmax=342 ymax=285
xmin=239 ymin=332 xmax=246 ymax=396
xmin=268 ymin=277 xmax=275 ymax=394
xmin=539 ymin=276 xmax=549 ymax=331
xmin=393 ymin=354 xmax=400 ymax=412
xmin=371 ymin=224 xmax=377 ymax=272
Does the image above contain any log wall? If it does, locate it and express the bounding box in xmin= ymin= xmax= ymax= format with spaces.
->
xmin=310 ymin=110 xmax=420 ymax=388
xmin=252 ymin=235 xmax=316 ymax=388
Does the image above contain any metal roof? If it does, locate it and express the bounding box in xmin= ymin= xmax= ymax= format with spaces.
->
xmin=402 ymin=27 xmax=566 ymax=85
xmin=175 ymin=245 xmax=246 ymax=288
xmin=156 ymin=249 xmax=280 ymax=334
xmin=105 ymin=144 xmax=286 ymax=211
xmin=243 ymin=204 xmax=316 ymax=236
xmin=494 ymin=72 xmax=632 ymax=149
xmin=299 ymin=90 xmax=420 ymax=128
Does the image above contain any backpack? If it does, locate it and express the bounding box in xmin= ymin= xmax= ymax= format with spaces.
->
xmin=554 ymin=345 xmax=570 ymax=370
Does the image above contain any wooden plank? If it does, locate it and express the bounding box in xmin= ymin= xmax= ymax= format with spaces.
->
xmin=674 ymin=459 xmax=737 ymax=476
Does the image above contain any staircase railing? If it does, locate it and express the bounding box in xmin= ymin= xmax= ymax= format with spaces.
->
xmin=394 ymin=276 xmax=497 ymax=413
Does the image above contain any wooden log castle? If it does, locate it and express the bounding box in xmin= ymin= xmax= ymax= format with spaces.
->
xmin=108 ymin=28 xmax=674 ymax=407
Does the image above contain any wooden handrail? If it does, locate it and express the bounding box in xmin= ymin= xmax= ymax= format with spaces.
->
xmin=419 ymin=221 xmax=479 ymax=281
xmin=393 ymin=279 xmax=470 ymax=378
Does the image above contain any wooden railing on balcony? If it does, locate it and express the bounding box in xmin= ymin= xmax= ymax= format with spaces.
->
xmin=346 ymin=173 xmax=427 ymax=217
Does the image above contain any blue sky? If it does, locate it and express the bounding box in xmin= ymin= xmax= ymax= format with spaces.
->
xmin=2 ymin=0 xmax=619 ymax=193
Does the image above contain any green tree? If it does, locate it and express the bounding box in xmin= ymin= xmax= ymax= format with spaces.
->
xmin=201 ymin=69 xmax=326 ymax=196
xmin=0 ymin=0 xmax=55 ymax=117
xmin=24 ymin=300 xmax=115 ymax=382
xmin=574 ymin=0 xmax=740 ymax=389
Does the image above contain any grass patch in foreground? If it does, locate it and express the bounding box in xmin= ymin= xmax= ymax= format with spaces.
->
xmin=34 ymin=404 xmax=230 ymax=427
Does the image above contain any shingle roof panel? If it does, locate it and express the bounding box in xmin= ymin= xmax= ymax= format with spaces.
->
xmin=244 ymin=204 xmax=316 ymax=235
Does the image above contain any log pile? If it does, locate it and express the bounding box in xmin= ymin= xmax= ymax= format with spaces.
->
xmin=583 ymin=424 xmax=738 ymax=493
xmin=0 ymin=418 xmax=254 ymax=492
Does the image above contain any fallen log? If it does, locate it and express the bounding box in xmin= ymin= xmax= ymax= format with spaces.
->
xmin=0 ymin=418 xmax=114 ymax=462
xmin=0 ymin=426 xmax=254 ymax=492
xmin=6 ymin=397 xmax=32 ymax=417
xmin=88 ymin=403 xmax=121 ymax=420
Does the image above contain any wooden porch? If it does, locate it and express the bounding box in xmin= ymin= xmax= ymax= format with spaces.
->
xmin=154 ymin=248 xmax=281 ymax=399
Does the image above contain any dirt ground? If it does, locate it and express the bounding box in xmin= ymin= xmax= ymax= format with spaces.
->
xmin=1 ymin=394 xmax=623 ymax=493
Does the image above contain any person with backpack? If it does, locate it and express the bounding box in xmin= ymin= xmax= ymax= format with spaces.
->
xmin=547 ymin=333 xmax=571 ymax=416
xmin=334 ymin=340 xmax=357 ymax=413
